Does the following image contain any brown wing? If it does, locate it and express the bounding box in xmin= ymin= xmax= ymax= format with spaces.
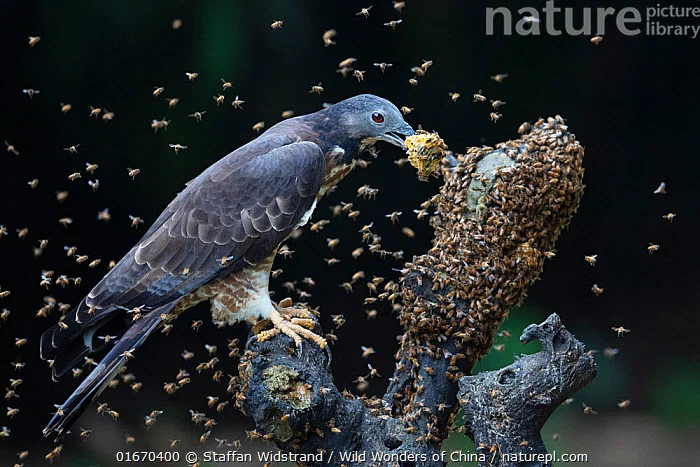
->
xmin=41 ymin=137 xmax=325 ymax=366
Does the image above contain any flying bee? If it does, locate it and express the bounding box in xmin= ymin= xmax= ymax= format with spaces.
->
xmin=153 ymin=86 xmax=165 ymax=97
xmin=28 ymin=35 xmax=41 ymax=47
xmin=654 ymin=182 xmax=667 ymax=194
xmin=322 ymin=29 xmax=337 ymax=46
xmin=185 ymin=72 xmax=199 ymax=82
xmin=169 ymin=143 xmax=188 ymax=153
xmin=102 ymin=110 xmax=115 ymax=121
xmin=64 ymin=245 xmax=77 ymax=257
xmin=339 ymin=282 xmax=353 ymax=293
xmin=97 ymin=208 xmax=111 ymax=222
xmin=400 ymin=106 xmax=413 ymax=115
xmin=58 ymin=217 xmax=73 ymax=228
xmin=385 ymin=211 xmax=402 ymax=224
xmin=353 ymin=70 xmax=366 ymax=82
xmin=309 ymin=82 xmax=324 ymax=94
xmin=361 ymin=346 xmax=375 ymax=358
xmin=365 ymin=309 xmax=377 ymax=319
xmin=6 ymin=407 xmax=19 ymax=418
xmin=591 ymin=284 xmax=604 ymax=296
xmin=490 ymin=73 xmax=509 ymax=83
xmin=351 ymin=247 xmax=364 ymax=259
xmin=151 ymin=118 xmax=171 ymax=132
xmin=127 ymin=168 xmax=141 ymax=179
xmin=252 ymin=121 xmax=265 ymax=133
xmin=68 ymin=172 xmax=81 ymax=182
xmin=89 ymin=106 xmax=101 ymax=118
xmin=4 ymin=140 xmax=19 ymax=155
xmin=413 ymin=209 xmax=429 ymax=221
xmin=213 ymin=94 xmax=225 ymax=106
xmin=129 ymin=215 xmax=144 ymax=228
xmin=348 ymin=210 xmax=360 ymax=220
xmin=281 ymin=110 xmax=294 ymax=119
xmin=401 ymin=227 xmax=415 ymax=238
xmin=647 ymin=243 xmax=660 ymax=254
xmin=324 ymin=258 xmax=340 ymax=266
xmin=582 ymin=402 xmax=598 ymax=415
xmin=603 ymin=347 xmax=619 ymax=359
xmin=617 ymin=399 xmax=631 ymax=409
xmin=408 ymin=77 xmax=419 ymax=86
xmin=270 ymin=20 xmax=284 ymax=29
xmin=410 ymin=66 xmax=425 ymax=77
xmin=188 ymin=111 xmax=206 ymax=122
xmin=612 ymin=326 xmax=630 ymax=337
xmin=449 ymin=92 xmax=460 ymax=102
xmin=393 ymin=1 xmax=405 ymax=12
xmin=584 ymin=254 xmax=597 ymax=266
xmin=472 ymin=92 xmax=488 ymax=102
xmin=490 ymin=112 xmax=502 ymax=122
xmin=28 ymin=178 xmax=39 ymax=189
xmin=356 ymin=6 xmax=373 ymax=17
xmin=351 ymin=271 xmax=365 ymax=282
xmin=384 ymin=20 xmax=402 ymax=29
xmin=590 ymin=36 xmax=603 ymax=45
xmin=326 ymin=238 xmax=340 ymax=250
xmin=490 ymin=100 xmax=506 ymax=109
xmin=98 ymin=335 xmax=117 ymax=344
xmin=60 ymin=102 xmax=72 ymax=113
xmin=662 ymin=213 xmax=676 ymax=222
xmin=84 ymin=162 xmax=98 ymax=174
xmin=22 ymin=88 xmax=40 ymax=99
xmin=16 ymin=227 xmax=28 ymax=239
xmin=166 ymin=97 xmax=179 ymax=108
xmin=14 ymin=338 xmax=27 ymax=348
xmin=421 ymin=59 xmax=433 ymax=71
xmin=192 ymin=320 xmax=203 ymax=331
xmin=231 ymin=95 xmax=245 ymax=108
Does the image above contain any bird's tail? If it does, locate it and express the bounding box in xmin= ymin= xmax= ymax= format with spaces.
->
xmin=42 ymin=303 xmax=176 ymax=438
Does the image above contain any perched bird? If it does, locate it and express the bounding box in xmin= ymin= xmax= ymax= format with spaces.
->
xmin=40 ymin=94 xmax=414 ymax=437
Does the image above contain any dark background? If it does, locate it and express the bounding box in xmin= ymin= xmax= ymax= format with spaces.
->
xmin=1 ymin=0 xmax=699 ymax=465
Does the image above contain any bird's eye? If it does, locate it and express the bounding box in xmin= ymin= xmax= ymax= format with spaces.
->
xmin=371 ymin=112 xmax=384 ymax=123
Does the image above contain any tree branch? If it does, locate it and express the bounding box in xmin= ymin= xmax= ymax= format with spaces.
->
xmin=235 ymin=116 xmax=591 ymax=465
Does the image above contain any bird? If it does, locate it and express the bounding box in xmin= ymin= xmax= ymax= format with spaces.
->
xmin=40 ymin=94 xmax=414 ymax=437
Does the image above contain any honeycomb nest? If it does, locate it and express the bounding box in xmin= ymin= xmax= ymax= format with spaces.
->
xmin=405 ymin=131 xmax=448 ymax=181
xmin=399 ymin=116 xmax=585 ymax=374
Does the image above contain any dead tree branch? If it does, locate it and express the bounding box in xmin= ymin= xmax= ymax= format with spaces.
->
xmin=236 ymin=117 xmax=593 ymax=466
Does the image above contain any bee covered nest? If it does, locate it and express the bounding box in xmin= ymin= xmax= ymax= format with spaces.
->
xmin=405 ymin=131 xmax=448 ymax=181
xmin=399 ymin=115 xmax=585 ymax=374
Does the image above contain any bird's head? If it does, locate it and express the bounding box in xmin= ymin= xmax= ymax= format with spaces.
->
xmin=326 ymin=94 xmax=415 ymax=150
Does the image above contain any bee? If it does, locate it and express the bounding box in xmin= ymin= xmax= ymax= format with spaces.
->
xmin=654 ymin=182 xmax=666 ymax=194
xmin=544 ymin=250 xmax=556 ymax=259
xmin=365 ymin=309 xmax=377 ymax=319
xmin=400 ymin=106 xmax=413 ymax=115
xmin=60 ymin=102 xmax=72 ymax=113
xmin=68 ymin=172 xmax=82 ymax=182
xmin=98 ymin=334 xmax=117 ymax=344
xmin=322 ymin=29 xmax=337 ymax=46
xmin=590 ymin=36 xmax=603 ymax=45
xmin=309 ymin=82 xmax=324 ymax=94
xmin=617 ymin=399 xmax=631 ymax=409
xmin=22 ymin=88 xmax=40 ymax=99
xmin=278 ymin=245 xmax=294 ymax=258
xmin=125 ymin=433 xmax=135 ymax=444
xmin=191 ymin=320 xmax=203 ymax=331
xmin=647 ymin=243 xmax=660 ymax=254
xmin=4 ymin=141 xmax=19 ymax=155
xmin=213 ymin=94 xmax=225 ymax=106
xmin=169 ymin=439 xmax=180 ymax=448
xmin=108 ymin=410 xmax=120 ymax=421
xmin=172 ymin=18 xmax=182 ymax=29
xmin=356 ymin=6 xmax=373 ymax=17
xmin=15 ymin=338 xmax=27 ymax=348
xmin=185 ymin=72 xmax=199 ymax=82
xmin=102 ymin=110 xmax=115 ymax=121
xmin=385 ymin=211 xmax=402 ymax=224
xmin=490 ymin=100 xmax=506 ymax=109
xmin=336 ymin=66 xmax=352 ymax=78
xmin=552 ymin=433 xmax=561 ymax=442
xmin=0 ymin=426 xmax=10 ymax=438
xmin=518 ymin=121 xmax=532 ymax=133
xmin=351 ymin=247 xmax=364 ymax=259
xmin=252 ymin=121 xmax=265 ymax=133
xmin=153 ymin=86 xmax=165 ymax=97
xmin=7 ymin=407 xmax=19 ymax=418
xmin=83 ymin=162 xmax=99 ymax=174
xmin=493 ymin=344 xmax=505 ymax=352
xmin=151 ymin=118 xmax=171 ymax=132
xmin=271 ymin=20 xmax=284 ymax=29
xmin=72 ymin=367 xmax=83 ymax=378
xmin=490 ymin=73 xmax=509 ymax=84
xmin=603 ymin=347 xmax=619 ymax=359
xmin=324 ymin=258 xmax=340 ymax=266
xmin=410 ymin=66 xmax=425 ymax=77
xmin=408 ymin=77 xmax=419 ymax=86
xmin=584 ymin=254 xmax=597 ymax=266
xmin=166 ymin=97 xmax=179 ymax=108
xmin=326 ymin=238 xmax=340 ymax=250
xmin=169 ymin=143 xmax=188 ymax=153
xmin=421 ymin=59 xmax=433 ymax=71
xmin=64 ymin=245 xmax=77 ymax=257
xmin=0 ymin=309 xmax=8 ymax=321
xmin=361 ymin=346 xmax=375 ymax=358
xmin=27 ymin=178 xmax=39 ymax=189
xmin=384 ymin=20 xmax=402 ymax=29
xmin=401 ymin=227 xmax=415 ymax=238
xmin=18 ymin=450 xmax=29 ymax=460
xmin=28 ymin=36 xmax=41 ymax=47
xmin=662 ymin=213 xmax=676 ymax=222
xmin=449 ymin=92 xmax=460 ymax=102
xmin=10 ymin=361 xmax=24 ymax=371
xmin=351 ymin=271 xmax=365 ymax=282
xmin=16 ymin=227 xmax=28 ymax=239
xmin=339 ymin=282 xmax=353 ymax=293
xmin=58 ymin=217 xmax=73 ymax=228
xmin=127 ymin=168 xmax=140 ymax=180
xmin=189 ymin=111 xmax=207 ymax=122
xmin=231 ymin=95 xmax=245 ymax=109
xmin=490 ymin=112 xmax=502 ymax=122
xmin=97 ymin=208 xmax=111 ymax=222
xmin=582 ymin=402 xmax=598 ymax=415
xmin=353 ymin=70 xmax=366 ymax=82
xmin=612 ymin=326 xmax=630 ymax=337
xmin=348 ymin=210 xmax=360 ymax=220
xmin=591 ymin=284 xmax=604 ymax=296
xmin=281 ymin=110 xmax=294 ymax=119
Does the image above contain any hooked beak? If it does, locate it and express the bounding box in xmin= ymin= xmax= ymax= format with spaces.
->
xmin=381 ymin=122 xmax=416 ymax=150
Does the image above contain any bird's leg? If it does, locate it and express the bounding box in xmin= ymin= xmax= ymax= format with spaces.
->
xmin=255 ymin=298 xmax=327 ymax=349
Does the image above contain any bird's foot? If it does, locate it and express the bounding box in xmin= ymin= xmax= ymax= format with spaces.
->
xmin=255 ymin=298 xmax=327 ymax=350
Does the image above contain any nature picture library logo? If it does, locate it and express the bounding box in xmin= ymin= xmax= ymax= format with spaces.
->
xmin=486 ymin=1 xmax=700 ymax=39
